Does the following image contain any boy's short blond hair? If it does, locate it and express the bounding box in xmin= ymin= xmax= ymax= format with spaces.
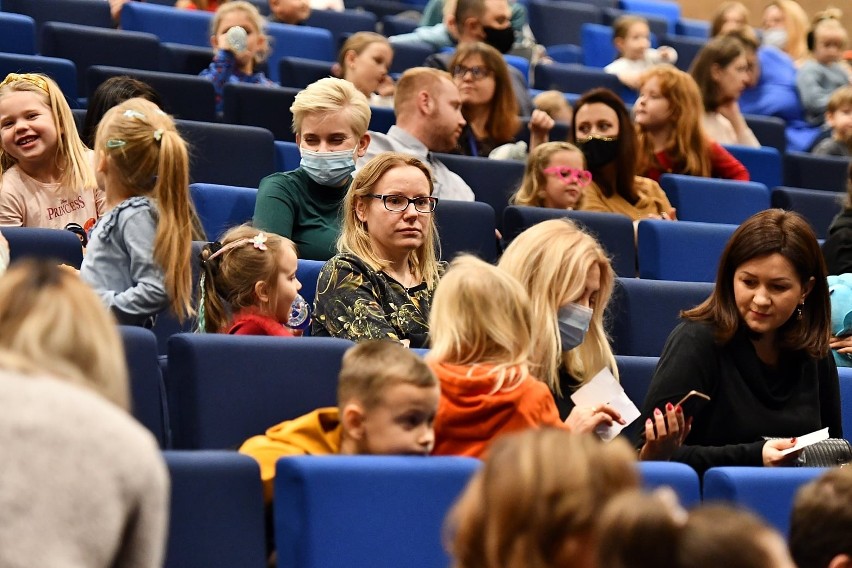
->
xmin=828 ymin=85 xmax=852 ymax=113
xmin=337 ymin=341 xmax=437 ymax=411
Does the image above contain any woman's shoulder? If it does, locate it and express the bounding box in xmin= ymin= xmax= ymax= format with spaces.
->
xmin=259 ymin=168 xmax=308 ymax=190
xmin=669 ymin=319 xmax=718 ymax=345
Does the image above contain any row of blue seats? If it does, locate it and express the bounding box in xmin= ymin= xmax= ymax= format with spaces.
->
xmin=164 ymin=451 xmax=834 ymax=568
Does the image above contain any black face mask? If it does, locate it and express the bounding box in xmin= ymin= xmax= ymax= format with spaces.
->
xmin=483 ymin=25 xmax=515 ymax=54
xmin=577 ymin=135 xmax=619 ymax=169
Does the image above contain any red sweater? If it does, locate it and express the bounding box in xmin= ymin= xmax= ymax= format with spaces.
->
xmin=643 ymin=142 xmax=750 ymax=182
xmin=227 ymin=309 xmax=293 ymax=337
xmin=429 ymin=362 xmax=566 ymax=458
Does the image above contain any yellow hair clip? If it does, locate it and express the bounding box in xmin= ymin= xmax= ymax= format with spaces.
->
xmin=0 ymin=73 xmax=49 ymax=94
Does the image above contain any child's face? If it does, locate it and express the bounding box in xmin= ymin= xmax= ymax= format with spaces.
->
xmin=212 ymin=10 xmax=265 ymax=69
xmin=812 ymin=26 xmax=847 ymax=66
xmin=540 ymin=150 xmax=589 ymax=210
xmin=345 ymin=42 xmax=393 ymax=97
xmin=619 ymin=22 xmax=651 ymax=61
xmin=827 ymin=105 xmax=852 ymax=140
xmin=269 ymin=0 xmax=310 ymax=25
xmin=633 ymin=76 xmax=672 ymax=132
xmin=271 ymin=244 xmax=301 ymax=325
xmin=357 ymin=383 xmax=440 ymax=455
xmin=0 ymin=91 xmax=58 ymax=171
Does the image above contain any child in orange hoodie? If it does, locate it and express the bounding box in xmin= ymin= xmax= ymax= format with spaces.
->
xmin=427 ymin=255 xmax=624 ymax=458
xmin=239 ymin=340 xmax=440 ymax=501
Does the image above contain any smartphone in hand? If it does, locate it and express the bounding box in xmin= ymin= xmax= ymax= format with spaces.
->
xmin=675 ymin=390 xmax=710 ymax=418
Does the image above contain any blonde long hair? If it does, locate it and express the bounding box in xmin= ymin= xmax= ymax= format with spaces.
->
xmin=338 ymin=152 xmax=441 ymax=289
xmin=635 ymin=66 xmax=712 ymax=178
xmin=96 ymin=97 xmax=194 ymax=321
xmin=498 ymin=219 xmax=617 ymax=395
xmin=0 ymin=73 xmax=96 ymax=195
xmin=427 ymin=255 xmax=533 ymax=392
xmin=0 ymin=260 xmax=129 ymax=409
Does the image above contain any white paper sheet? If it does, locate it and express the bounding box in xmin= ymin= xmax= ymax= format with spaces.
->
xmin=779 ymin=427 xmax=830 ymax=456
xmin=570 ymin=367 xmax=641 ymax=442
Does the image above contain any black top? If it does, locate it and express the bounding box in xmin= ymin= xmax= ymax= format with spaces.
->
xmin=640 ymin=320 xmax=842 ymax=474
xmin=822 ymin=209 xmax=852 ymax=276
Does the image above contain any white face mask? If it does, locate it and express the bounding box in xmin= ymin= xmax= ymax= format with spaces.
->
xmin=762 ymin=28 xmax=788 ymax=49
xmin=557 ymin=303 xmax=594 ymax=351
xmin=299 ymin=147 xmax=357 ymax=186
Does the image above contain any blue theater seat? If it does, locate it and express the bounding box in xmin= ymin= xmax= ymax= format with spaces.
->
xmin=637 ymin=219 xmax=737 ymax=282
xmin=744 ymin=114 xmax=787 ymax=154
xmin=389 ymin=41 xmax=436 ymax=74
xmin=304 ymin=9 xmax=377 ymax=45
xmin=0 ymin=53 xmax=78 ymax=107
xmin=160 ymin=42 xmax=214 ymax=75
xmin=837 ymin=367 xmax=852 ymax=442
xmin=434 ymin=200 xmax=498 ymax=262
xmin=784 ymin=151 xmax=850 ymax=192
xmin=275 ymin=456 xmax=480 ymax=568
xmin=120 ymin=1 xmax=212 ymax=47
xmin=265 ymin=23 xmax=335 ymax=83
xmin=659 ymin=173 xmax=770 ymax=225
xmin=638 ymin=461 xmax=701 ymax=507
xmin=190 ymin=183 xmax=258 ymax=241
xmin=223 ymin=83 xmax=300 ymax=142
xmin=0 ymin=12 xmax=36 ymax=55
xmin=723 ymin=144 xmax=782 ymax=189
xmin=3 ymin=0 xmax=112 ymax=47
xmin=278 ymin=56 xmax=333 ymax=89
xmin=619 ymin=0 xmax=680 ymax=35
xmin=527 ymin=0 xmax=602 ymax=47
xmin=581 ymin=23 xmax=617 ymax=68
xmin=274 ymin=140 xmax=300 ymax=172
xmin=533 ymin=62 xmax=626 ymax=99
xmin=3 ymin=227 xmax=84 ymax=268
xmin=617 ymin=355 xmax=659 ymax=442
xmin=771 ymin=186 xmax=842 ymax=240
xmin=297 ymin=258 xmax=325 ymax=311
xmin=120 ymin=326 xmax=169 ymax=448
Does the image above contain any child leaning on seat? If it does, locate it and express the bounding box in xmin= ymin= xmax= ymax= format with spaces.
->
xmin=240 ymin=340 xmax=440 ymax=501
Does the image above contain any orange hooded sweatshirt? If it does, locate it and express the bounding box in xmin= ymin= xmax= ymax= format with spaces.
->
xmin=429 ymin=362 xmax=566 ymax=458
xmin=239 ymin=408 xmax=342 ymax=502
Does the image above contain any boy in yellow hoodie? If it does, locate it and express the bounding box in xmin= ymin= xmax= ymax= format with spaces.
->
xmin=240 ymin=340 xmax=440 ymax=501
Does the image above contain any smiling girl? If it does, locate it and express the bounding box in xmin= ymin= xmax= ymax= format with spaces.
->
xmin=512 ymin=142 xmax=592 ymax=210
xmin=0 ymin=73 xmax=101 ymax=230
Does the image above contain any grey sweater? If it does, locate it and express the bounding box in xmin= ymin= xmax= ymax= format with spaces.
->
xmin=796 ymin=60 xmax=851 ymax=125
xmin=0 ymin=369 xmax=169 ymax=567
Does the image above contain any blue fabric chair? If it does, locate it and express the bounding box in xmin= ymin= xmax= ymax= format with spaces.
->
xmin=297 ymin=258 xmax=325 ymax=312
xmin=527 ymin=0 xmax=603 ymax=47
xmin=3 ymin=227 xmax=84 ymax=268
xmin=637 ymin=219 xmax=737 ymax=282
xmin=664 ymin=34 xmax=705 ymax=71
xmin=533 ymin=61 xmax=634 ymax=104
xmin=744 ymin=114 xmax=787 ymax=154
xmin=771 ymin=186 xmax=842 ymax=240
xmin=304 ymin=9 xmax=377 ymax=45
xmin=703 ymin=467 xmax=827 ymax=536
xmin=278 ymin=56 xmax=333 ymax=89
xmin=581 ymin=23 xmax=616 ymax=68
xmin=838 ymin=368 xmax=852 ymax=442
xmin=275 ymin=456 xmax=481 ymax=568
xmin=784 ymin=151 xmax=850 ymax=192
xmin=434 ymin=153 xmax=525 ymax=233
xmin=160 ymin=42 xmax=214 ymax=75
xmin=274 ymin=140 xmax=300 ymax=172
xmin=120 ymin=1 xmax=212 ymax=47
xmin=545 ymin=43 xmax=584 ymax=64
xmin=382 ymin=14 xmax=419 ymax=37
xmin=616 ymin=355 xmax=659 ymax=442
xmin=0 ymin=53 xmax=78 ymax=107
xmin=388 ymin=41 xmax=436 ymax=74
xmin=434 ymin=200 xmax=498 ymax=263
xmin=120 ymin=326 xmax=169 ymax=448
xmin=223 ymin=83 xmax=300 ymax=142
xmin=190 ymin=183 xmax=258 ymax=241
xmin=176 ymin=119 xmax=276 ymax=187
xmin=2 ymin=0 xmax=112 ymax=48
xmin=723 ymin=144 xmax=783 ymax=189
xmin=265 ymin=23 xmax=335 ymax=83
xmin=659 ymin=173 xmax=770 ymax=225
xmin=0 ymin=12 xmax=36 ymax=55
xmin=676 ymin=18 xmax=710 ymax=38
xmin=148 ymin=241 xmax=204 ymax=356
xmin=166 ymin=335 xmax=352 ymax=449
xmin=503 ymin=54 xmax=529 ymax=86
xmin=618 ymin=0 xmax=680 ymax=35
xmin=638 ymin=461 xmax=701 ymax=507
xmin=163 ymin=451 xmax=267 ymax=568
xmin=368 ymin=105 xmax=396 ymax=134
xmin=40 ymin=22 xmax=161 ymax=95
xmin=502 ymin=206 xmax=637 ymax=277
xmin=87 ymin=65 xmax=217 ymax=123
xmin=609 ymin=277 xmax=714 ymax=357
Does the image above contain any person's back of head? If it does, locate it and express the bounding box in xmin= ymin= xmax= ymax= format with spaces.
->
xmin=428 ymin=254 xmax=533 ymax=390
xmin=337 ymin=340 xmax=440 ymax=456
xmin=677 ymin=505 xmax=796 ymax=568
xmin=82 ymin=76 xmax=163 ymax=148
xmin=0 ymin=259 xmax=129 ymax=409
xmin=446 ymin=428 xmax=639 ymax=568
xmin=453 ymin=0 xmax=487 ymax=42
xmin=533 ymin=90 xmax=572 ymax=124
xmin=790 ymin=467 xmax=852 ymax=568
xmin=394 ymin=67 xmax=451 ymax=120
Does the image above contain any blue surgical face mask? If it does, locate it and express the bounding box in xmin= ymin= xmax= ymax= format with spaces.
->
xmin=762 ymin=28 xmax=788 ymax=49
xmin=299 ymin=147 xmax=357 ymax=186
xmin=557 ymin=303 xmax=594 ymax=351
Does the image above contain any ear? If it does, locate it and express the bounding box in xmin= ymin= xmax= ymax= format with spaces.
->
xmin=613 ymin=36 xmax=625 ymax=53
xmin=341 ymin=401 xmax=366 ymax=442
xmin=710 ymin=62 xmax=723 ymax=82
xmin=356 ymin=132 xmax=371 ymax=157
xmin=418 ymin=90 xmax=433 ymax=116
xmin=828 ymin=555 xmax=852 ymax=568
xmin=96 ymin=151 xmax=109 ymax=174
xmin=210 ymin=34 xmax=218 ymax=50
xmin=254 ymin=280 xmax=270 ymax=304
xmin=462 ymin=16 xmax=480 ymax=36
xmin=802 ymin=276 xmax=815 ymax=301
xmin=343 ymin=49 xmax=357 ymax=68
xmin=355 ymin=195 xmax=369 ymax=222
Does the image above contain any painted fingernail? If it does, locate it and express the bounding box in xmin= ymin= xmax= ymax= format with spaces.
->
xmin=654 ymin=408 xmax=662 ymax=416
xmin=646 ymin=418 xmax=652 ymax=425
xmin=790 ymin=438 xmax=797 ymax=443
xmin=676 ymin=405 xmax=683 ymax=414
xmin=666 ymin=402 xmax=674 ymax=411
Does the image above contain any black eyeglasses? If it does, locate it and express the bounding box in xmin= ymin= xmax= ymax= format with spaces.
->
xmin=368 ymin=194 xmax=438 ymax=213
xmin=451 ymin=65 xmax=492 ymax=81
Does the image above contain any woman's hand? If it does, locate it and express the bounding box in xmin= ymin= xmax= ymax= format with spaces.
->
xmin=830 ymin=335 xmax=852 ymax=354
xmin=528 ymin=109 xmax=555 ymax=152
xmin=638 ymin=404 xmax=690 ymax=461
xmin=762 ymin=438 xmax=800 ymax=467
xmin=564 ymin=403 xmax=625 ymax=434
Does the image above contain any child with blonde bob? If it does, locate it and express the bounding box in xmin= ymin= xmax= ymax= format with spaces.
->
xmin=200 ymin=1 xmax=275 ymax=113
xmin=427 ymin=255 xmax=624 ymax=457
xmin=81 ymin=98 xmax=194 ymax=327
xmin=0 ymin=73 xmax=101 ymax=230
xmin=634 ymin=65 xmax=749 ymax=182
xmin=512 ymin=141 xmax=592 ymax=210
xmin=445 ymin=428 xmax=640 ymax=568
xmin=197 ymin=224 xmax=302 ymax=335
xmin=605 ymin=15 xmax=678 ymax=89
xmin=335 ymin=32 xmax=395 ymax=106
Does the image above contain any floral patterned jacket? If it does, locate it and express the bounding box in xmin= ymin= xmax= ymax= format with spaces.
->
xmin=310 ymin=253 xmax=435 ymax=348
